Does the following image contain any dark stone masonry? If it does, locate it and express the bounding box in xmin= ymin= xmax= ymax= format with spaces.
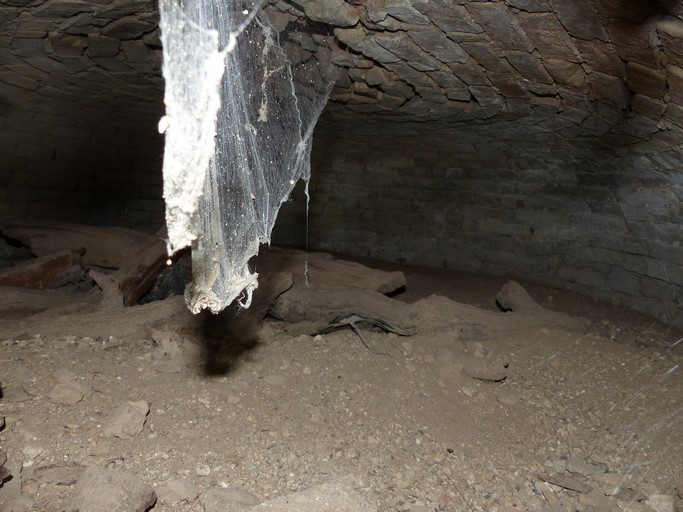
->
xmin=0 ymin=0 xmax=681 ymax=327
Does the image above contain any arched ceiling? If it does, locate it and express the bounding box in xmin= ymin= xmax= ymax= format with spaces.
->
xmin=1 ymin=0 xmax=683 ymax=155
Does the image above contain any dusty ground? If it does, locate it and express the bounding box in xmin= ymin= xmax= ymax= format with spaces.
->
xmin=1 ymin=258 xmax=682 ymax=512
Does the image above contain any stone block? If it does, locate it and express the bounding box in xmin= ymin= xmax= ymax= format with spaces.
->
xmin=631 ymin=94 xmax=666 ymax=119
xmin=647 ymin=242 xmax=683 ymax=266
xmin=365 ymin=0 xmax=428 ymax=25
xmin=25 ymin=54 xmax=71 ymax=76
xmin=626 ymin=62 xmax=666 ymax=98
xmin=544 ymin=59 xmax=589 ymax=91
xmin=574 ymin=39 xmax=625 ymax=76
xmin=385 ymin=62 xmax=436 ymax=87
xmin=33 ymin=0 xmax=96 ymax=18
xmin=505 ymin=50 xmax=553 ymax=83
xmin=407 ymin=28 xmax=469 ymax=64
xmin=622 ymin=114 xmax=660 ymax=138
xmin=93 ymin=0 xmax=156 ymax=19
xmin=488 ymin=73 xmax=528 ymax=98
xmin=466 ymin=2 xmax=533 ymax=51
xmin=294 ymin=0 xmax=359 ymax=26
xmin=101 ymin=16 xmax=154 ymax=40
xmin=640 ymin=277 xmax=678 ymax=302
xmin=86 ymin=33 xmax=119 ymax=57
xmin=14 ymin=12 xmax=54 ymax=38
xmin=11 ymin=37 xmax=46 ymax=58
xmin=373 ymin=32 xmax=441 ymax=71
xmin=413 ymin=2 xmax=483 ymax=34
xmin=555 ymin=265 xmax=606 ymax=288
xmin=588 ymin=71 xmax=629 ymax=109
xmin=334 ymin=26 xmax=400 ymax=64
xmin=61 ymin=12 xmax=111 ymax=35
xmin=517 ymin=12 xmax=578 ymax=61
xmin=468 ymin=86 xmax=505 ymax=108
xmin=91 ymin=56 xmax=130 ymax=72
xmin=506 ymin=0 xmax=551 ymax=12
xmin=47 ymin=32 xmax=85 ymax=57
xmin=460 ymin=42 xmax=514 ymax=74
xmin=447 ymin=60 xmax=490 ymax=86
xmin=120 ymin=40 xmax=149 ymax=64
xmin=604 ymin=19 xmax=658 ymax=67
xmin=551 ymin=0 xmax=608 ymax=41
xmin=0 ymin=71 xmax=38 ymax=91
xmin=658 ymin=17 xmax=683 ymax=67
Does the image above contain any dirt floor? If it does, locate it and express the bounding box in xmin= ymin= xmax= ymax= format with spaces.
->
xmin=1 ymin=256 xmax=682 ymax=512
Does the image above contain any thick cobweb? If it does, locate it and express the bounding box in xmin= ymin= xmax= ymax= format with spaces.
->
xmin=158 ymin=0 xmax=333 ymax=313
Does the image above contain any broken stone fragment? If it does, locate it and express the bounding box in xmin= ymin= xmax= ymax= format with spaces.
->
xmin=63 ymin=467 xmax=156 ymax=512
xmin=50 ymin=381 xmax=87 ymax=405
xmin=102 ymin=400 xmax=150 ymax=439
xmin=200 ymin=486 xmax=261 ymax=512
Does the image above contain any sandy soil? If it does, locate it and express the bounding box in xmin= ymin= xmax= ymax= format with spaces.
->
xmin=1 ymin=259 xmax=682 ymax=512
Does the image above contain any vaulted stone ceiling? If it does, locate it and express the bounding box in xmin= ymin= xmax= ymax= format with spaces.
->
xmin=2 ymin=0 xmax=683 ymax=157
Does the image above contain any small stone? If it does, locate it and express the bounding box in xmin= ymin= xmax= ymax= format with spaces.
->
xmin=3 ymin=385 xmax=31 ymax=403
xmin=263 ymin=374 xmax=287 ymax=386
xmin=647 ymin=495 xmax=675 ymax=512
xmin=159 ymin=479 xmax=199 ymax=504
xmin=54 ymin=368 xmax=78 ymax=383
xmin=102 ymin=400 xmax=150 ymax=439
xmin=460 ymin=386 xmax=476 ymax=397
xmin=200 ymin=487 xmax=260 ymax=512
xmin=195 ymin=464 xmax=210 ymax=476
xmin=1 ymin=495 xmax=34 ymax=511
xmin=618 ymin=500 xmax=657 ymax=512
xmin=50 ymin=382 xmax=87 ymax=405
xmin=22 ymin=445 xmax=44 ymax=460
xmin=63 ymin=467 xmax=156 ymax=512
xmin=592 ymin=473 xmax=627 ymax=496
xmin=226 ymin=393 xmax=240 ymax=405
xmin=496 ymin=388 xmax=522 ymax=405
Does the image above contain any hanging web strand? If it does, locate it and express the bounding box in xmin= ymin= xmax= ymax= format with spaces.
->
xmin=304 ymin=179 xmax=311 ymax=287
xmin=158 ymin=0 xmax=333 ymax=313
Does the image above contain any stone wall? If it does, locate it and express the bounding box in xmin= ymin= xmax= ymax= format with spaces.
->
xmin=293 ymin=128 xmax=683 ymax=328
xmin=0 ymin=0 xmax=165 ymax=232
xmin=1 ymin=0 xmax=682 ymax=327
xmin=0 ymin=112 xmax=164 ymax=231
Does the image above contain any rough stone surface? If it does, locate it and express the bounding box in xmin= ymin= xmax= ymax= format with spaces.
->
xmin=1 ymin=0 xmax=682 ymax=326
xmin=102 ymin=400 xmax=150 ymax=439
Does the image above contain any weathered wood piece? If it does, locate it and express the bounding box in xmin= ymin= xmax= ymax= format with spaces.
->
xmin=271 ymin=284 xmax=416 ymax=334
xmin=110 ymin=229 xmax=170 ymax=306
xmin=0 ymin=218 xmax=155 ymax=268
xmin=0 ymin=249 xmax=85 ymax=289
xmin=258 ymin=247 xmax=407 ymax=293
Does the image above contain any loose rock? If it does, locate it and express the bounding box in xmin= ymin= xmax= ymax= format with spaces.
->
xmin=200 ymin=486 xmax=261 ymax=512
xmin=50 ymin=381 xmax=87 ymax=405
xmin=63 ymin=467 xmax=156 ymax=512
xmin=495 ymin=387 xmax=522 ymax=405
xmin=3 ymin=385 xmax=31 ymax=403
xmin=159 ymin=479 xmax=199 ymax=504
xmin=102 ymin=400 xmax=150 ymax=439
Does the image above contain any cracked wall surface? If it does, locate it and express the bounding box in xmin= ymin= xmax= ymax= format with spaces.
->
xmin=0 ymin=0 xmax=681 ymax=326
